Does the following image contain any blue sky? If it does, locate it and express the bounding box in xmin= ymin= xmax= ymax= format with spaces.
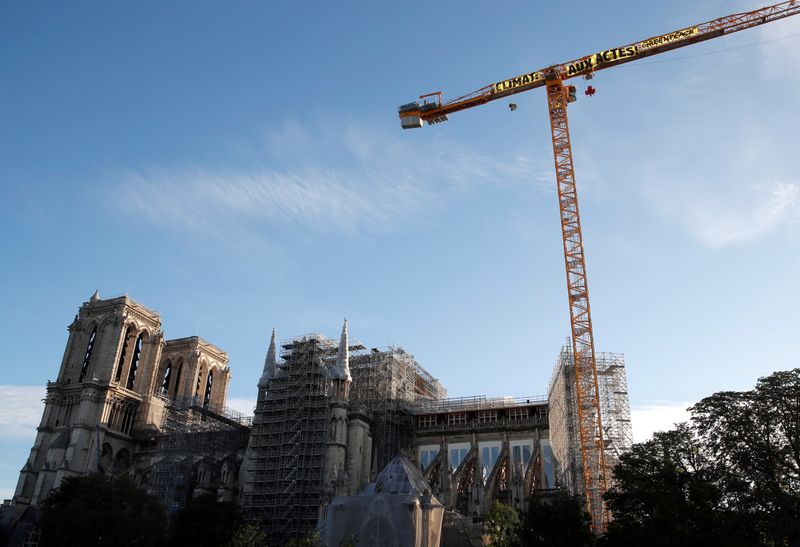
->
xmin=2 ymin=1 xmax=799 ymax=500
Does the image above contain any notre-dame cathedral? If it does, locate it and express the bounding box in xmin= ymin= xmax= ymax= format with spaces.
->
xmin=8 ymin=291 xmax=631 ymax=546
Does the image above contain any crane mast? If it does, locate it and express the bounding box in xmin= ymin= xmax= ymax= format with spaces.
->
xmin=545 ymin=76 xmax=608 ymax=530
xmin=398 ymin=0 xmax=800 ymax=535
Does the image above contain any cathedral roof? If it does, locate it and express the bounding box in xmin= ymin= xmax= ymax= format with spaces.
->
xmin=360 ymin=455 xmax=434 ymax=498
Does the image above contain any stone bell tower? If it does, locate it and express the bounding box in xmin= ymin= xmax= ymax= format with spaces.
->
xmin=13 ymin=291 xmax=166 ymax=508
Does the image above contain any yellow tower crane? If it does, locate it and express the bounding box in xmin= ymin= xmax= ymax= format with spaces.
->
xmin=397 ymin=1 xmax=799 ymax=534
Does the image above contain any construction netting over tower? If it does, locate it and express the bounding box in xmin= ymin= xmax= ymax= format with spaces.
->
xmin=547 ymin=343 xmax=632 ymax=497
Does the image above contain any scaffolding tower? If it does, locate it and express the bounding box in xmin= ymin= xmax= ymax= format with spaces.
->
xmin=241 ymin=334 xmax=335 ymax=544
xmin=595 ymin=352 xmax=633 ymax=481
xmin=349 ymin=346 xmax=446 ymax=470
xmin=547 ymin=343 xmax=632 ymax=496
xmin=349 ymin=346 xmax=447 ymax=404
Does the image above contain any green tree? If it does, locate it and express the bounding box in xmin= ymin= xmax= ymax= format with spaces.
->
xmin=519 ymin=490 xmax=593 ymax=547
xmin=483 ymin=501 xmax=520 ymax=547
xmin=690 ymin=368 xmax=800 ymax=545
xmin=603 ymin=368 xmax=800 ymax=546
xmin=602 ymin=425 xmax=754 ymax=546
xmin=169 ymin=493 xmax=242 ymax=547
xmin=38 ymin=474 xmax=167 ymax=547
xmin=225 ymin=523 xmax=267 ymax=547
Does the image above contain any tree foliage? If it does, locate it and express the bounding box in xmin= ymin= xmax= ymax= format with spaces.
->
xmin=519 ymin=491 xmax=593 ymax=547
xmin=169 ymin=493 xmax=242 ymax=547
xmin=483 ymin=501 xmax=520 ymax=547
xmin=602 ymin=425 xmax=755 ymax=546
xmin=38 ymin=474 xmax=167 ymax=547
xmin=604 ymin=368 xmax=800 ymax=546
xmin=282 ymin=532 xmax=320 ymax=546
xmin=224 ymin=523 xmax=268 ymax=547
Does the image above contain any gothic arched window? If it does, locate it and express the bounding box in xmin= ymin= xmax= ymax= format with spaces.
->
xmin=203 ymin=370 xmax=213 ymax=408
xmin=161 ymin=361 xmax=172 ymax=395
xmin=115 ymin=326 xmax=133 ymax=383
xmin=79 ymin=327 xmax=98 ymax=382
xmin=126 ymin=334 xmax=144 ymax=390
xmin=195 ymin=365 xmax=204 ymax=398
xmin=173 ymin=361 xmax=183 ymax=400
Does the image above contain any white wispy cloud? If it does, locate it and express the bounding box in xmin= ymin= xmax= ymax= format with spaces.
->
xmin=0 ymin=385 xmax=45 ymax=441
xmin=629 ymin=10 xmax=800 ymax=249
xmin=226 ymin=397 xmax=256 ymax=416
xmin=644 ymin=178 xmax=800 ymax=248
xmin=118 ymin=165 xmax=434 ymax=236
xmin=108 ymin=122 xmax=551 ymax=240
xmin=630 ymin=400 xmax=691 ymax=444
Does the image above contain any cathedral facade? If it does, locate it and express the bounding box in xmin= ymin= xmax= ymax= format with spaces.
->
xmin=13 ymin=292 xmax=233 ymax=511
xmin=8 ymin=292 xmax=631 ymax=546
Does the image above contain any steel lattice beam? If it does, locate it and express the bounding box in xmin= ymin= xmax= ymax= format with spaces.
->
xmin=545 ymin=78 xmax=608 ymax=534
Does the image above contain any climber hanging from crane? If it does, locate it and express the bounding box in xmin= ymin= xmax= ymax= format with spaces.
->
xmin=397 ymin=0 xmax=800 ymax=535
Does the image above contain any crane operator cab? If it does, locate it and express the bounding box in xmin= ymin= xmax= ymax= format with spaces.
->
xmin=566 ymin=85 xmax=578 ymax=103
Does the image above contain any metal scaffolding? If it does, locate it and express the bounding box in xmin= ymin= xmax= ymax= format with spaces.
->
xmin=241 ymin=334 xmax=334 ymax=544
xmin=240 ymin=335 xmax=446 ymax=543
xmin=595 ymin=353 xmax=633 ymax=482
xmin=547 ymin=343 xmax=632 ymax=496
xmin=349 ymin=346 xmax=447 ymax=404
xmin=147 ymin=402 xmax=250 ymax=514
xmin=349 ymin=346 xmax=446 ymax=470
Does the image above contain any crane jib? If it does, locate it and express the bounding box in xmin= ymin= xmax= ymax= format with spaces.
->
xmin=565 ymin=46 xmax=638 ymax=77
xmin=492 ymin=26 xmax=700 ymax=93
xmin=494 ymin=71 xmax=543 ymax=93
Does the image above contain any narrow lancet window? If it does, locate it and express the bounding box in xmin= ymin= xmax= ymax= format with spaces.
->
xmin=115 ymin=326 xmax=133 ymax=383
xmin=203 ymin=370 xmax=213 ymax=408
xmin=173 ymin=362 xmax=183 ymax=400
xmin=195 ymin=367 xmax=204 ymax=398
xmin=161 ymin=361 xmax=172 ymax=394
xmin=79 ymin=327 xmax=97 ymax=382
xmin=126 ymin=334 xmax=144 ymax=390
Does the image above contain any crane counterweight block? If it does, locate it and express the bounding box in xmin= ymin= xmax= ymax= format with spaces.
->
xmin=400 ymin=114 xmax=423 ymax=129
xmin=398 ymin=101 xmax=423 ymax=129
xmin=397 ymin=100 xmax=448 ymax=128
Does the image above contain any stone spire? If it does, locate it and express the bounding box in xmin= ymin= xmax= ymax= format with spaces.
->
xmin=332 ymin=319 xmax=352 ymax=382
xmin=90 ymin=289 xmax=101 ymax=302
xmin=258 ymin=328 xmax=278 ymax=387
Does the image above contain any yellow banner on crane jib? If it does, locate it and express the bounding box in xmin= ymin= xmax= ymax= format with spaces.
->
xmin=494 ymin=71 xmax=543 ymax=93
xmin=564 ymin=26 xmax=700 ymax=77
xmin=496 ymin=25 xmax=701 ymax=86
xmin=639 ymin=26 xmax=700 ymax=50
xmin=565 ymin=46 xmax=638 ymax=77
